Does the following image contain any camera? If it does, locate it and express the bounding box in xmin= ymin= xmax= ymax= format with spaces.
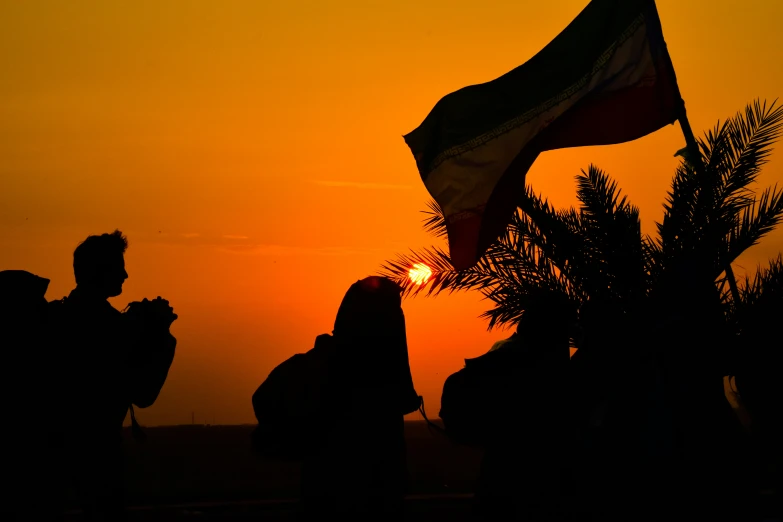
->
xmin=123 ymin=296 xmax=177 ymax=329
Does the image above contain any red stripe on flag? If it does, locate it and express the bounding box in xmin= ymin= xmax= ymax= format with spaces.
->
xmin=537 ymin=58 xmax=680 ymax=150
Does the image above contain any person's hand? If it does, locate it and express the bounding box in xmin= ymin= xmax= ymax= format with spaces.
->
xmin=149 ymin=296 xmax=178 ymax=327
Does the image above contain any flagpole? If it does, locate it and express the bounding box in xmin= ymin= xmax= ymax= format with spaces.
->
xmin=674 ymin=102 xmax=741 ymax=305
xmin=676 ymin=104 xmax=700 ymax=159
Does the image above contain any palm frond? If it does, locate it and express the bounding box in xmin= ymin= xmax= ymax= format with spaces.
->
xmin=732 ymin=254 xmax=783 ymax=338
xmin=725 ymin=185 xmax=783 ymax=265
xmin=477 ymin=232 xmax=579 ymax=331
xmin=698 ymin=99 xmax=783 ymax=240
xmin=641 ymin=234 xmax=662 ymax=293
xmin=575 ymin=165 xmax=645 ymax=302
xmin=421 ymin=199 xmax=448 ymax=239
xmin=479 ymin=276 xmax=578 ymax=331
xmin=495 ymin=227 xmax=577 ymax=295
xmin=656 ymin=161 xmax=700 ymax=254
xmin=576 ymin=164 xmax=634 ymax=218
xmin=516 ymin=186 xmax=586 ymax=286
xmin=657 ymin=99 xmax=783 ymax=282
xmin=717 ymin=274 xmax=735 ymax=307
xmin=379 ymin=246 xmax=494 ymax=298
xmin=716 ymin=99 xmax=783 ymax=199
xmin=738 ymin=254 xmax=783 ymax=306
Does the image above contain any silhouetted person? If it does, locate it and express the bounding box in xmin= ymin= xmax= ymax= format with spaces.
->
xmin=565 ymin=297 xmax=663 ymax=521
xmin=440 ymin=292 xmax=576 ymax=521
xmin=0 ymin=270 xmax=65 ymax=521
xmin=53 ymin=230 xmax=177 ymax=520
xmin=732 ymin=264 xmax=783 ymax=506
xmin=253 ymin=276 xmax=421 ymax=521
xmin=642 ymin=256 xmax=752 ymax=520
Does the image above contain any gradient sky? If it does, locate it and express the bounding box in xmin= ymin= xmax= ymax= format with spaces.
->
xmin=2 ymin=0 xmax=782 ymax=426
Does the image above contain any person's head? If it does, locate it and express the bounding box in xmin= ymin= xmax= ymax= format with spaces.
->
xmin=73 ymin=230 xmax=129 ymax=298
xmin=333 ymin=276 xmax=404 ymax=342
xmin=332 ymin=276 xmax=420 ymax=413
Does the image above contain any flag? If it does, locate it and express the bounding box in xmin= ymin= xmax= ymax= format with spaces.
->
xmin=404 ymin=0 xmax=683 ymax=270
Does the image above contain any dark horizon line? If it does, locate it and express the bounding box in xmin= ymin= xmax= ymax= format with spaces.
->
xmin=123 ymin=418 xmax=441 ymax=429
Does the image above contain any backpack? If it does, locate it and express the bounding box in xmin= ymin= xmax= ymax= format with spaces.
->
xmin=0 ymin=270 xmax=57 ymax=414
xmin=0 ymin=271 xmax=67 ymax=463
xmin=251 ymin=334 xmax=334 ymax=461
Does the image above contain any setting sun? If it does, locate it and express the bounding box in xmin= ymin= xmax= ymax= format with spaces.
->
xmin=408 ymin=263 xmax=433 ymax=286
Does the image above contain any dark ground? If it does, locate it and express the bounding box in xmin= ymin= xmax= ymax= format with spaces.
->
xmin=55 ymin=421 xmax=779 ymax=521
xmin=119 ymin=421 xmax=480 ymax=502
xmin=63 ymin=421 xmax=483 ymax=520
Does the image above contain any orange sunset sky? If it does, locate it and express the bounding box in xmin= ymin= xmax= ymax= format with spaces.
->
xmin=1 ymin=0 xmax=782 ymax=426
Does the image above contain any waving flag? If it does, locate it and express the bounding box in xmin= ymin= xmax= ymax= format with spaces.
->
xmin=404 ymin=0 xmax=683 ymax=270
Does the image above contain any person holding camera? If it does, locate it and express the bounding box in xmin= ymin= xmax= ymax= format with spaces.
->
xmin=51 ymin=230 xmax=177 ymax=521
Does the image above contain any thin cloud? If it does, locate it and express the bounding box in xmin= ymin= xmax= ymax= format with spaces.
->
xmin=312 ymin=180 xmax=412 ymax=190
xmin=134 ymin=231 xmax=381 ymax=257
xmin=221 ymin=243 xmax=382 ymax=257
xmin=135 ymin=232 xmax=248 ymax=246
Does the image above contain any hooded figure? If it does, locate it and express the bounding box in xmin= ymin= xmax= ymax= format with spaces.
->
xmin=253 ymin=276 xmax=421 ymax=520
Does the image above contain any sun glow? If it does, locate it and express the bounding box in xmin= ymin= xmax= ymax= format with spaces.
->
xmin=408 ymin=263 xmax=433 ymax=286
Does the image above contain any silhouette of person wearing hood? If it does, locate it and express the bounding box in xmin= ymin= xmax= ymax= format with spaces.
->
xmin=304 ymin=276 xmax=422 ymax=519
xmin=253 ymin=276 xmax=421 ymax=520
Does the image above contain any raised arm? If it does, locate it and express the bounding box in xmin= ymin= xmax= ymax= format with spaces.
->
xmin=123 ymin=297 xmax=178 ymax=408
xmin=129 ymin=329 xmax=176 ymax=408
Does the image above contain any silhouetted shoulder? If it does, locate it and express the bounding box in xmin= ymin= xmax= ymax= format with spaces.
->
xmin=256 ymin=353 xmax=306 ymax=391
xmin=252 ymin=334 xmax=335 ymax=412
xmin=251 ymin=334 xmax=340 ymax=461
xmin=463 ymin=337 xmax=527 ymax=372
